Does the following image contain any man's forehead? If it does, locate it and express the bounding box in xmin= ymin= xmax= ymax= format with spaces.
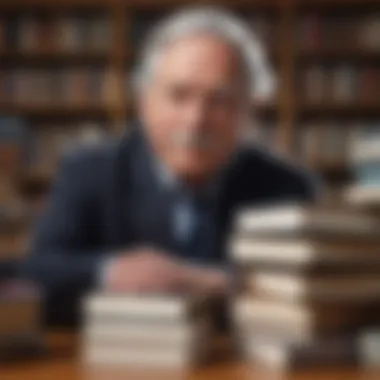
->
xmin=153 ymin=34 xmax=242 ymax=83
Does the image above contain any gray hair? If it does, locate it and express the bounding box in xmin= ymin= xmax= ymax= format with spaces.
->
xmin=132 ymin=6 xmax=276 ymax=103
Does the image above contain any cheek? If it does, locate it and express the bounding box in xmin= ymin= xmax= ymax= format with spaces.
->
xmin=146 ymin=98 xmax=179 ymax=145
xmin=207 ymin=112 xmax=240 ymax=147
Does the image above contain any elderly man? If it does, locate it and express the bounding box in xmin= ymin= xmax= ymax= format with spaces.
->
xmin=25 ymin=8 xmax=317 ymax=324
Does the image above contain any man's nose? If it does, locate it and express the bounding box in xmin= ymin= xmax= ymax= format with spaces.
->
xmin=183 ymin=99 xmax=208 ymax=129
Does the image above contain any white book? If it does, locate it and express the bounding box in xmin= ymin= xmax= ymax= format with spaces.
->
xmin=232 ymin=297 xmax=361 ymax=334
xmin=82 ymin=323 xmax=212 ymax=369
xmin=83 ymin=346 xmax=190 ymax=368
xmin=345 ymin=186 xmax=380 ymax=206
xmin=235 ymin=204 xmax=379 ymax=235
xmin=83 ymin=318 xmax=210 ymax=348
xmin=251 ymin=273 xmax=380 ymax=302
xmin=349 ymin=140 xmax=380 ymax=163
xmin=230 ymin=238 xmax=380 ymax=265
xmin=234 ymin=298 xmax=316 ymax=326
xmin=83 ymin=293 xmax=210 ymax=322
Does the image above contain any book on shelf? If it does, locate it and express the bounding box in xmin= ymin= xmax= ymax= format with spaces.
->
xmin=302 ymin=66 xmax=326 ymax=103
xmin=330 ymin=66 xmax=356 ymax=103
xmin=0 ymin=68 xmax=108 ymax=107
xmin=296 ymin=123 xmax=322 ymax=165
xmin=17 ymin=15 xmax=41 ymax=52
xmin=326 ymin=17 xmax=354 ymax=51
xmin=360 ymin=15 xmax=380 ymax=51
xmin=298 ymin=15 xmax=323 ymax=51
xmin=87 ymin=16 xmax=111 ymax=52
xmin=28 ymin=122 xmax=106 ymax=174
xmin=358 ymin=68 xmax=380 ymax=102
xmin=298 ymin=14 xmax=380 ymax=53
xmin=2 ymin=17 xmax=19 ymax=50
xmin=0 ymin=14 xmax=112 ymax=53
xmin=0 ymin=116 xmax=28 ymax=174
xmin=55 ymin=15 xmax=83 ymax=52
xmin=300 ymin=66 xmax=380 ymax=104
xmin=321 ymin=123 xmax=348 ymax=164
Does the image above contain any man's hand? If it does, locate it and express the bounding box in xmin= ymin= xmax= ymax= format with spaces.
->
xmin=105 ymin=248 xmax=230 ymax=295
xmin=182 ymin=264 xmax=229 ymax=296
xmin=105 ymin=248 xmax=187 ymax=293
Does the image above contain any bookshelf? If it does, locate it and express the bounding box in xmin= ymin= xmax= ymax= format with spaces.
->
xmin=1 ymin=0 xmax=380 ymax=259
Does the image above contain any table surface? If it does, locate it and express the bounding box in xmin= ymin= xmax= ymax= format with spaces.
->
xmin=0 ymin=332 xmax=380 ymax=380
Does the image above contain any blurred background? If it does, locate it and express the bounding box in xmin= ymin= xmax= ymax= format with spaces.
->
xmin=1 ymin=0 xmax=380 ymax=269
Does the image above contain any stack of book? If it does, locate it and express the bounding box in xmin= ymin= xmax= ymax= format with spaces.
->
xmin=82 ymin=293 xmax=217 ymax=369
xmin=345 ymin=125 xmax=380 ymax=207
xmin=229 ymin=203 xmax=380 ymax=370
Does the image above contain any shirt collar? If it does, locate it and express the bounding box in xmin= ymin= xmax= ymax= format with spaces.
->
xmin=152 ymin=149 xmax=239 ymax=204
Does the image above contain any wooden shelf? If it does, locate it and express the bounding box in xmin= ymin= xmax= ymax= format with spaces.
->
xmin=298 ymin=103 xmax=380 ymax=117
xmin=0 ymin=0 xmax=378 ymax=206
xmin=253 ymin=101 xmax=279 ymax=115
xmin=297 ymin=48 xmax=380 ymax=61
xmin=18 ymin=168 xmax=53 ymax=195
xmin=296 ymin=0 xmax=380 ymax=7
xmin=0 ymin=50 xmax=113 ymax=64
xmin=0 ymin=0 xmax=118 ymax=10
xmin=0 ymin=103 xmax=116 ymax=118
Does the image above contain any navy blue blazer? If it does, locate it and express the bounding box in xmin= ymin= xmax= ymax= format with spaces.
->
xmin=23 ymin=127 xmax=318 ymax=325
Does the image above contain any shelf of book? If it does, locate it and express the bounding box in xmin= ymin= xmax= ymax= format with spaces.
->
xmin=0 ymin=50 xmax=114 ymax=64
xmin=0 ymin=104 xmax=118 ymax=119
xmin=297 ymin=103 xmax=380 ymax=117
xmin=0 ymin=0 xmax=379 ymax=213
xmin=298 ymin=49 xmax=380 ymax=61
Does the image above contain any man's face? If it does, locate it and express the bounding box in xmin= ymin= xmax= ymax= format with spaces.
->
xmin=138 ymin=34 xmax=247 ymax=184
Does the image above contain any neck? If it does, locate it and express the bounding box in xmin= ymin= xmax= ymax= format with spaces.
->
xmin=180 ymin=171 xmax=213 ymax=191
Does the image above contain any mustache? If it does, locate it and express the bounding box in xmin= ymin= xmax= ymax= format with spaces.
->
xmin=170 ymin=130 xmax=214 ymax=149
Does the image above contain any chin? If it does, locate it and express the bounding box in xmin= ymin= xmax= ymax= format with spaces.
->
xmin=173 ymin=154 xmax=215 ymax=182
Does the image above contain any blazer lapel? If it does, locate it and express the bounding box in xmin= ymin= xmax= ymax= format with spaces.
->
xmin=126 ymin=129 xmax=175 ymax=250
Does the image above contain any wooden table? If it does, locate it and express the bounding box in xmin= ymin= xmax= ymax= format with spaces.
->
xmin=0 ymin=332 xmax=380 ymax=380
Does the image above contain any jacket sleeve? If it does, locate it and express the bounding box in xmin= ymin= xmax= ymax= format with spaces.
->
xmin=22 ymin=151 xmax=112 ymax=324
